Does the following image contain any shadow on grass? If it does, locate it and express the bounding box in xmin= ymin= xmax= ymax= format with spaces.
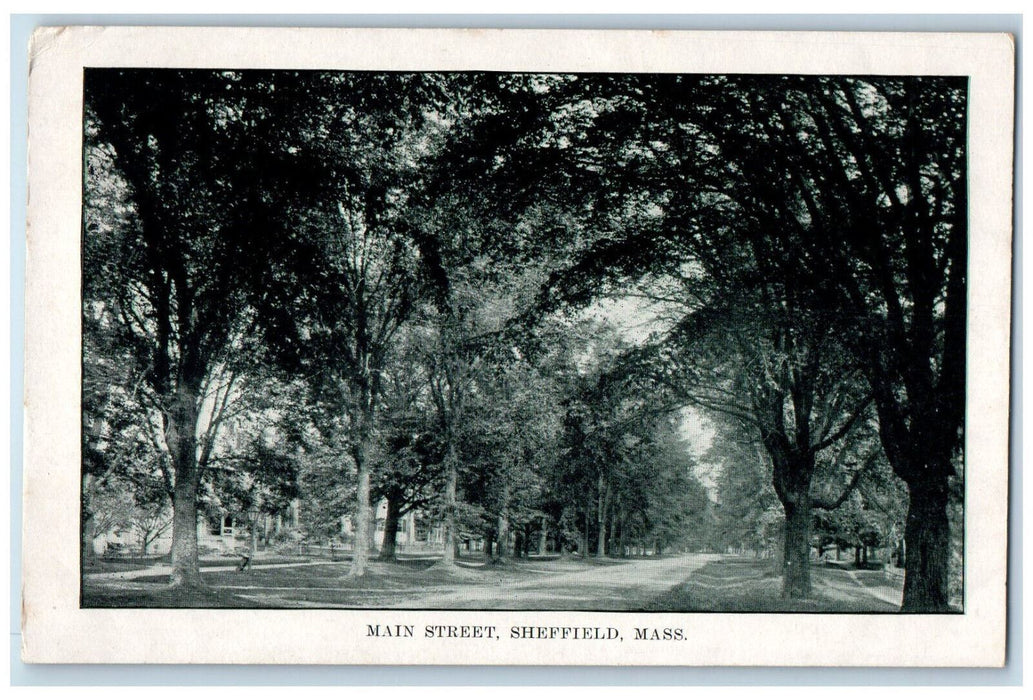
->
xmin=82 ymin=552 xmax=705 ymax=609
xmin=81 ymin=584 xmax=279 ymax=608
xmin=83 ymin=557 xmax=499 ymax=607
xmin=81 ymin=558 xmax=161 ymax=574
xmin=645 ymin=556 xmax=902 ymax=613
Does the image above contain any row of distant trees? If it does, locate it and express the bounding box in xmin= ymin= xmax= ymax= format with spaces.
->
xmin=83 ymin=70 xmax=965 ymax=611
xmin=84 ymin=305 xmax=716 ymax=564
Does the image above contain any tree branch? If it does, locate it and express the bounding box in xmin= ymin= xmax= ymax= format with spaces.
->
xmin=810 ymin=451 xmax=878 ymax=510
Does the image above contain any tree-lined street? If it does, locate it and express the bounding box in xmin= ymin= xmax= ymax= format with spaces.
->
xmin=83 ymin=70 xmax=966 ymax=612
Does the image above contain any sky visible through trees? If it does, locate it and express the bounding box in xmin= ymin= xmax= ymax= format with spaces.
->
xmin=81 ymin=69 xmax=967 ymax=613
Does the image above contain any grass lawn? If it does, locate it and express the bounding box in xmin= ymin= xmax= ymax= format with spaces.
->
xmin=81 ymin=558 xmax=161 ymax=574
xmin=83 ymin=552 xmax=315 ymax=574
xmin=646 ymin=556 xmax=902 ymax=612
xmin=81 ymin=583 xmax=279 ymax=608
xmin=82 ymin=554 xmax=589 ymax=608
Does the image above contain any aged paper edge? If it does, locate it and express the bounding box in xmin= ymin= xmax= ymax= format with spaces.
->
xmin=21 ymin=26 xmax=1015 ymax=666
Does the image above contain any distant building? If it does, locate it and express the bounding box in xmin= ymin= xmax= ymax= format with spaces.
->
xmin=90 ymin=498 xmax=452 ymax=557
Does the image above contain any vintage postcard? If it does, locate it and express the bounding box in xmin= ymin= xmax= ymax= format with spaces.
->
xmin=22 ymin=26 xmax=1013 ymax=665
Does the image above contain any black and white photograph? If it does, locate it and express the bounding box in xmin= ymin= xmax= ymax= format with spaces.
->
xmin=22 ymin=26 xmax=1013 ymax=666
xmin=79 ymin=66 xmax=968 ymax=614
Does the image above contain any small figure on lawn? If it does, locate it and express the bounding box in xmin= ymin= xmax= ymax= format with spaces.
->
xmin=237 ymin=551 xmax=252 ymax=572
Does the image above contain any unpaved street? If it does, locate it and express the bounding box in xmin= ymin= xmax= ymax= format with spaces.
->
xmin=390 ymin=554 xmax=719 ymax=610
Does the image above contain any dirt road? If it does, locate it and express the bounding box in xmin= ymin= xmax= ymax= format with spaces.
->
xmin=395 ymin=553 xmax=719 ymax=610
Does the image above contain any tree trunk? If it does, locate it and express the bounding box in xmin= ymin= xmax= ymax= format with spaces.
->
xmin=81 ymin=513 xmax=97 ymax=565
xmin=605 ymin=514 xmax=612 ymax=556
xmin=484 ymin=530 xmax=495 ymax=561
xmin=440 ymin=439 xmax=458 ymax=567
xmin=781 ymin=498 xmax=812 ymax=599
xmin=872 ymin=373 xmax=960 ymax=611
xmin=348 ymin=428 xmax=374 ymax=578
xmin=581 ymin=510 xmax=589 ymax=557
xmin=539 ymin=516 xmax=547 ymax=555
xmin=769 ymin=444 xmax=816 ymax=599
xmin=249 ymin=516 xmax=259 ymax=555
xmin=496 ymin=513 xmax=508 ymax=560
xmin=596 ymin=474 xmax=607 ymax=558
xmin=169 ymin=380 xmax=203 ymax=589
xmin=495 ymin=483 xmax=510 ymax=561
xmin=169 ymin=467 xmax=202 ymax=588
xmin=901 ymin=478 xmax=952 ymax=612
xmin=380 ymin=496 xmax=401 ymax=560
